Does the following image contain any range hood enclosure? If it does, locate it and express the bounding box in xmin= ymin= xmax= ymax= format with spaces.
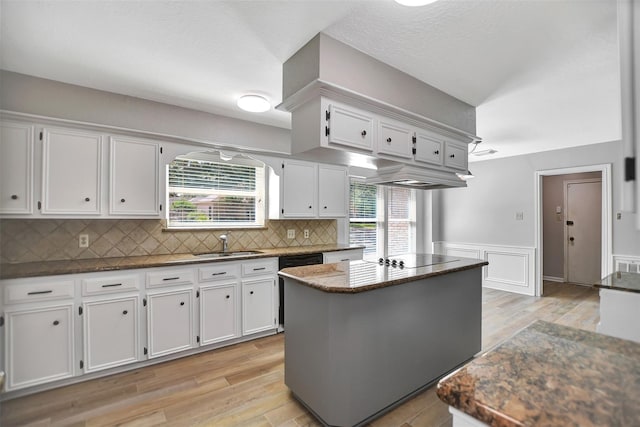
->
xmin=364 ymin=164 xmax=466 ymax=189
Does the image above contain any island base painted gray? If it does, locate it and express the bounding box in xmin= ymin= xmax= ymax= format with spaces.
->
xmin=284 ymin=268 xmax=482 ymax=427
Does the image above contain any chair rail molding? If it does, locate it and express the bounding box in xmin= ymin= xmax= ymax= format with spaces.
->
xmin=433 ymin=242 xmax=536 ymax=296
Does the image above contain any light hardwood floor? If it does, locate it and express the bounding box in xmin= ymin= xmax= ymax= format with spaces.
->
xmin=0 ymin=282 xmax=599 ymax=427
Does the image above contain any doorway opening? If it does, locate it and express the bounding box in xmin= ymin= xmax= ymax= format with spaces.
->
xmin=534 ymin=165 xmax=612 ymax=296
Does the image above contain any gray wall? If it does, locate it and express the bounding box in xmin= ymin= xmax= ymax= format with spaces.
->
xmin=0 ymin=71 xmax=291 ymax=154
xmin=542 ymin=172 xmax=601 ymax=278
xmin=435 ymin=140 xmax=640 ymax=257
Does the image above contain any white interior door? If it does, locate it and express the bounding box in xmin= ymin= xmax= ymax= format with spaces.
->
xmin=565 ymin=179 xmax=602 ymax=284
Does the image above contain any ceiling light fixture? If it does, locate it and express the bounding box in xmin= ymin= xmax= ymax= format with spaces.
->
xmin=394 ymin=0 xmax=439 ymax=6
xmin=237 ymin=94 xmax=270 ymax=113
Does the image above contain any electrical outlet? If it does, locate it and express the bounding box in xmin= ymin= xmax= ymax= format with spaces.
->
xmin=304 ymin=229 xmax=310 ymax=239
xmin=79 ymin=234 xmax=89 ymax=248
xmin=287 ymin=229 xmax=295 ymax=239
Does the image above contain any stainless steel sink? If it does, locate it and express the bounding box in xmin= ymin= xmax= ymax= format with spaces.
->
xmin=194 ymin=250 xmax=262 ymax=259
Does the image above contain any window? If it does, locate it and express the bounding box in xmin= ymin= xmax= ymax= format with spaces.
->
xmin=349 ymin=181 xmax=416 ymax=257
xmin=167 ymin=155 xmax=265 ymax=228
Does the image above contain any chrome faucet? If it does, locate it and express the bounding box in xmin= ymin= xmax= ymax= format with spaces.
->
xmin=219 ymin=233 xmax=229 ymax=253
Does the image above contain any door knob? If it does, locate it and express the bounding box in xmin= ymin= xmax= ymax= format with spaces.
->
xmin=569 ymin=237 xmax=575 ymax=242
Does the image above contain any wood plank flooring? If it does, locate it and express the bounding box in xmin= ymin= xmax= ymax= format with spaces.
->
xmin=0 ymin=282 xmax=599 ymax=427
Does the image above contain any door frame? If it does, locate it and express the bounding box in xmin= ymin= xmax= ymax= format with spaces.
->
xmin=563 ymin=178 xmax=603 ymax=283
xmin=534 ymin=164 xmax=612 ymax=296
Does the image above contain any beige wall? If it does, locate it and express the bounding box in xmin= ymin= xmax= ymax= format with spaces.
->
xmin=0 ymin=219 xmax=336 ymax=264
xmin=542 ymin=172 xmax=601 ymax=279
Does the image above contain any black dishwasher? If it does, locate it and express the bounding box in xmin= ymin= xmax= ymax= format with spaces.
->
xmin=278 ymin=252 xmax=324 ymax=330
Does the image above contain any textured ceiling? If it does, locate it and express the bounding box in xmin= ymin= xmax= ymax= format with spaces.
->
xmin=0 ymin=0 xmax=621 ymax=161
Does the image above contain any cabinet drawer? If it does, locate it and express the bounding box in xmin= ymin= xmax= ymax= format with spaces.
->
xmin=4 ymin=280 xmax=75 ymax=305
xmin=82 ymin=275 xmax=139 ymax=296
xmin=146 ymin=269 xmax=194 ymax=288
xmin=199 ymin=263 xmax=241 ymax=282
xmin=323 ymin=249 xmax=364 ymax=263
xmin=242 ymin=259 xmax=278 ymax=277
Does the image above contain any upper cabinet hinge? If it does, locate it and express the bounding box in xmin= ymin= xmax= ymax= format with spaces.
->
xmin=0 ymin=316 xmax=4 ymax=327
xmin=281 ymin=208 xmax=284 ymax=214
xmin=160 ymin=146 xmax=163 ymax=154
xmin=412 ymin=135 xmax=416 ymax=143
xmin=159 ymin=204 xmax=162 ymax=211
xmin=143 ymin=298 xmax=147 ymax=307
xmin=412 ymin=147 xmax=417 ymax=155
xmin=144 ymin=347 xmax=148 ymax=355
xmin=281 ymin=163 xmax=284 ymax=169
xmin=196 ymin=335 xmax=200 ymax=343
xmin=78 ymin=306 xmax=83 ymax=316
xmin=196 ymin=290 xmax=200 ymax=298
xmin=37 ymin=201 xmax=42 ymax=210
xmin=39 ymin=131 xmax=43 ymax=141
xmin=325 ymin=126 xmax=330 ymax=137
xmin=625 ymin=157 xmax=636 ymax=181
xmin=80 ymin=360 xmax=84 ymax=369
xmin=325 ymin=110 xmax=330 ymax=121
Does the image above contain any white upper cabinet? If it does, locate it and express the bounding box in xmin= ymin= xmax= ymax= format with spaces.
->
xmin=377 ymin=118 xmax=414 ymax=159
xmin=414 ymin=129 xmax=443 ymax=166
xmin=281 ymin=159 xmax=318 ymax=218
xmin=327 ymin=103 xmax=374 ymax=152
xmin=42 ymin=127 xmax=102 ymax=215
xmin=109 ymin=136 xmax=160 ymax=216
xmin=318 ymin=164 xmax=347 ymax=217
xmin=443 ymin=140 xmax=468 ymax=171
xmin=0 ymin=121 xmax=34 ymax=214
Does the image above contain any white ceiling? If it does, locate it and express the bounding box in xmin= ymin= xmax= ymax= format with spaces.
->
xmin=0 ymin=0 xmax=621 ymax=161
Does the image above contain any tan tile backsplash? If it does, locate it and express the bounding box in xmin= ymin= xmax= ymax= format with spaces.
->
xmin=0 ymin=219 xmax=337 ymax=264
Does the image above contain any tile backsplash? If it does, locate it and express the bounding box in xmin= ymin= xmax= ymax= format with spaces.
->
xmin=0 ymin=219 xmax=337 ymax=264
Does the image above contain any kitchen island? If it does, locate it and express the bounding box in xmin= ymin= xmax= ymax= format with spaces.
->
xmin=279 ymin=254 xmax=487 ymax=427
xmin=437 ymin=320 xmax=640 ymax=427
xmin=595 ymin=271 xmax=640 ymax=343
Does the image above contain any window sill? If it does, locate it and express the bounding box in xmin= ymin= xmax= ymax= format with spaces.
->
xmin=163 ymin=225 xmax=268 ymax=232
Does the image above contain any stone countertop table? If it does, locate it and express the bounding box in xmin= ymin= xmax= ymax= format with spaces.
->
xmin=437 ymin=320 xmax=640 ymax=427
xmin=595 ymin=271 xmax=640 ymax=294
xmin=278 ymin=256 xmax=487 ymax=293
xmin=0 ymin=244 xmax=361 ymax=280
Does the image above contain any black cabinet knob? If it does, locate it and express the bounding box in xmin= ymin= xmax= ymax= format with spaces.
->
xmin=449 ymin=154 xmax=455 ymax=158
xmin=250 ymin=291 xmax=254 ymax=295
xmin=85 ymin=197 xmax=90 ymax=202
xmin=324 ymin=206 xmax=327 ymax=209
xmin=120 ymin=198 xmax=126 ymax=203
xmin=386 ymin=137 xmax=392 ymax=143
xmin=122 ymin=310 xmax=128 ymax=315
xmin=309 ymin=205 xmax=312 ymax=209
xmin=180 ymin=301 xmax=185 ymax=306
xmin=434 ymin=150 xmax=439 ymax=155
xmin=11 ymin=194 xmax=18 ymax=200
xmin=226 ymin=295 xmax=230 ymax=299
xmin=361 ymin=130 xmax=367 ymax=136
xmin=53 ymin=320 xmax=60 ymax=326
xmin=569 ymin=237 xmax=575 ymax=242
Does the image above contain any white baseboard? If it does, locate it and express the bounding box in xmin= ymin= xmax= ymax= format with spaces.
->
xmin=434 ymin=242 xmax=536 ymax=296
xmin=543 ymin=275 xmax=564 ymax=283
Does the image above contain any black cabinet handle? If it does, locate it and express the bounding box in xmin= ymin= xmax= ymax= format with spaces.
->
xmin=122 ymin=310 xmax=128 ymax=315
xmin=85 ymin=197 xmax=90 ymax=202
xmin=253 ymin=267 xmax=266 ymax=271
xmin=211 ymin=272 xmax=226 ymax=276
xmin=53 ymin=320 xmax=60 ymax=326
xmin=11 ymin=194 xmax=18 ymax=200
xmin=386 ymin=137 xmax=392 ymax=143
xmin=28 ymin=290 xmax=53 ymax=295
xmin=250 ymin=291 xmax=254 ymax=295
xmin=361 ymin=130 xmax=367 ymax=136
xmin=163 ymin=277 xmax=180 ymax=281
xmin=449 ymin=154 xmax=455 ymax=158
xmin=434 ymin=150 xmax=439 ymax=155
xmin=180 ymin=301 xmax=185 ymax=306
xmin=226 ymin=295 xmax=230 ymax=299
xmin=101 ymin=283 xmax=122 ymax=288
xmin=120 ymin=198 xmax=126 ymax=203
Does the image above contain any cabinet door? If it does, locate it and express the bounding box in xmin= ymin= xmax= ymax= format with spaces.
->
xmin=414 ymin=130 xmax=443 ymax=166
xmin=444 ymin=140 xmax=468 ymax=171
xmin=147 ymin=289 xmax=194 ymax=358
xmin=282 ymin=160 xmax=317 ymax=217
xmin=83 ymin=297 xmax=139 ymax=373
xmin=5 ymin=304 xmax=74 ymax=391
xmin=0 ymin=122 xmax=34 ymax=214
xmin=318 ymin=165 xmax=347 ymax=217
xmin=110 ymin=137 xmax=160 ymax=216
xmin=42 ymin=127 xmax=102 ymax=215
xmin=327 ymin=103 xmax=374 ymax=151
xmin=377 ymin=118 xmax=414 ymax=159
xmin=242 ymin=278 xmax=276 ymax=335
xmin=200 ymin=282 xmax=239 ymax=345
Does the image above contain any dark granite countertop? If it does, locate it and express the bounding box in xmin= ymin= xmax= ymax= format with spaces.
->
xmin=595 ymin=271 xmax=640 ymax=294
xmin=278 ymin=255 xmax=487 ymax=293
xmin=0 ymin=244 xmax=362 ymax=280
xmin=437 ymin=320 xmax=640 ymax=427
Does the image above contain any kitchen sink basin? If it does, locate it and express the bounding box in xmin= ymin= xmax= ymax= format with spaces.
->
xmin=194 ymin=250 xmax=263 ymax=259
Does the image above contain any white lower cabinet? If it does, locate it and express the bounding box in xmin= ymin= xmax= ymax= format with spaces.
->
xmin=200 ymin=282 xmax=239 ymax=345
xmin=147 ymin=289 xmax=194 ymax=358
xmin=83 ymin=296 xmax=140 ymax=373
xmin=242 ymin=278 xmax=276 ymax=335
xmin=5 ymin=303 xmax=75 ymax=391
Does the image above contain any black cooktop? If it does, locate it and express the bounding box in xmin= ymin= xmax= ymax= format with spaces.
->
xmin=365 ymin=253 xmax=459 ymax=269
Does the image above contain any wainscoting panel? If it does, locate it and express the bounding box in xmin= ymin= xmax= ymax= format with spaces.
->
xmin=433 ymin=242 xmax=536 ymax=296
